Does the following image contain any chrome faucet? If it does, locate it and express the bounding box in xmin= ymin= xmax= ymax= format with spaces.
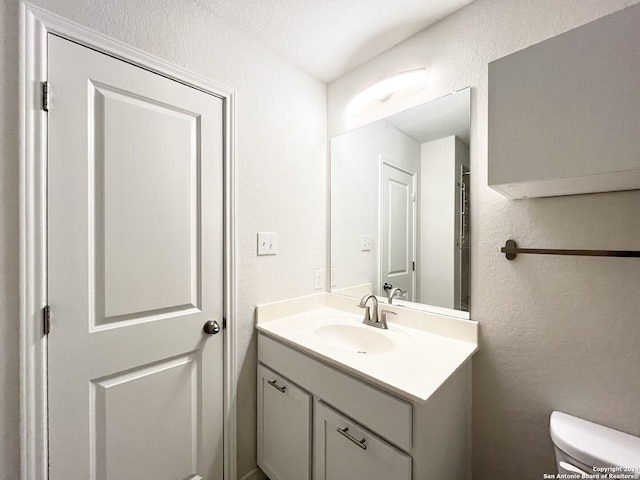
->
xmin=359 ymin=294 xmax=391 ymax=329
xmin=359 ymin=294 xmax=378 ymax=325
xmin=383 ymin=283 xmax=406 ymax=304
xmin=387 ymin=288 xmax=405 ymax=304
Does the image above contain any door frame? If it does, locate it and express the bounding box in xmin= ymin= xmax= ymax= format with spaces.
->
xmin=378 ymin=155 xmax=417 ymax=302
xmin=19 ymin=3 xmax=238 ymax=479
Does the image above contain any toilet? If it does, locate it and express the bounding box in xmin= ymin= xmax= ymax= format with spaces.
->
xmin=550 ymin=411 xmax=640 ymax=477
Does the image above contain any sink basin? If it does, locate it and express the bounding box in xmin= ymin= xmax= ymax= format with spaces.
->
xmin=314 ymin=324 xmax=394 ymax=354
xmin=305 ymin=317 xmax=413 ymax=355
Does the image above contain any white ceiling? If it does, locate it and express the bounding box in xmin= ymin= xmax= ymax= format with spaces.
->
xmin=194 ymin=0 xmax=475 ymax=82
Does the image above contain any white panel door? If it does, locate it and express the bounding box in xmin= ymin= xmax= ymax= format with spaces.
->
xmin=381 ymin=162 xmax=415 ymax=302
xmin=47 ymin=35 xmax=224 ymax=480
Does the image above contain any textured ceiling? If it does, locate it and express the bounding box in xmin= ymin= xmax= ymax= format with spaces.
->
xmin=193 ymin=0 xmax=475 ymax=82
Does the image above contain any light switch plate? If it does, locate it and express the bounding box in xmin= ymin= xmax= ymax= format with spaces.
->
xmin=360 ymin=234 xmax=372 ymax=251
xmin=257 ymin=232 xmax=277 ymax=255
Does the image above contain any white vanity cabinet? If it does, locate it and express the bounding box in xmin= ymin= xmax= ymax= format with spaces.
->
xmin=257 ymin=364 xmax=312 ymax=480
xmin=257 ymin=332 xmax=472 ymax=480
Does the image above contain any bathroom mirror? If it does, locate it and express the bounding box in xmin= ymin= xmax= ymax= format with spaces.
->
xmin=330 ymin=87 xmax=470 ymax=316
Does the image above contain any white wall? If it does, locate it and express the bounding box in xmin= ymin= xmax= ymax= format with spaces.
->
xmin=0 ymin=0 xmax=326 ymax=478
xmin=420 ymin=136 xmax=458 ymax=308
xmin=329 ymin=1 xmax=640 ymax=478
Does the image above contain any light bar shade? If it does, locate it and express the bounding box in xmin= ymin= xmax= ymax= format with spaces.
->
xmin=348 ymin=68 xmax=427 ymax=113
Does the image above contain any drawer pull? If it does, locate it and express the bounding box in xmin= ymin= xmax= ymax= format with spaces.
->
xmin=267 ymin=379 xmax=286 ymax=393
xmin=337 ymin=427 xmax=367 ymax=450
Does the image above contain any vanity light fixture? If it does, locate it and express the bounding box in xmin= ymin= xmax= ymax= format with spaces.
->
xmin=348 ymin=67 xmax=427 ymax=113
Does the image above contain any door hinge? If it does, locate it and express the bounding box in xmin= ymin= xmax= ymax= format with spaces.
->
xmin=42 ymin=81 xmax=49 ymax=112
xmin=43 ymin=305 xmax=51 ymax=335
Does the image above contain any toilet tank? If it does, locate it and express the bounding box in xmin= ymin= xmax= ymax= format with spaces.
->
xmin=550 ymin=411 xmax=640 ymax=477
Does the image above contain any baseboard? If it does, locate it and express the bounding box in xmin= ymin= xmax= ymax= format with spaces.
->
xmin=239 ymin=467 xmax=267 ymax=480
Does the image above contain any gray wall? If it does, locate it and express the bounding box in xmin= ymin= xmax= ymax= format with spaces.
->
xmin=328 ymin=0 xmax=640 ymax=478
xmin=0 ymin=1 xmax=20 ymax=478
xmin=0 ymin=0 xmax=326 ymax=478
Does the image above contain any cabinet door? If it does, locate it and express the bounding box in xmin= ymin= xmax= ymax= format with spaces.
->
xmin=314 ymin=402 xmax=412 ymax=480
xmin=257 ymin=364 xmax=312 ymax=480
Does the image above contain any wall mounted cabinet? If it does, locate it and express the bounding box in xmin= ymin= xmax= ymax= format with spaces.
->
xmin=488 ymin=3 xmax=640 ymax=199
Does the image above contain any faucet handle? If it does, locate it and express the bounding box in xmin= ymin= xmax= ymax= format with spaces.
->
xmin=379 ymin=310 xmax=396 ymax=329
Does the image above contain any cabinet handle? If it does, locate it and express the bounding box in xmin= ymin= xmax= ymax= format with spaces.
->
xmin=337 ymin=427 xmax=367 ymax=450
xmin=267 ymin=379 xmax=286 ymax=393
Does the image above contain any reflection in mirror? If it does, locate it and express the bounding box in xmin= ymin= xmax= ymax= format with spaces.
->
xmin=330 ymin=88 xmax=470 ymax=316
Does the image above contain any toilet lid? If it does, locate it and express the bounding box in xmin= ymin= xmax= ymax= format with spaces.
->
xmin=550 ymin=411 xmax=640 ymax=470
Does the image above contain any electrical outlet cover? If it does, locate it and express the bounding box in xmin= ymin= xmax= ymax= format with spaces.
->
xmin=314 ymin=269 xmax=324 ymax=290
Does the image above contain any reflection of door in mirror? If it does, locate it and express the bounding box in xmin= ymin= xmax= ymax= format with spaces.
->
xmin=380 ymin=159 xmax=416 ymax=302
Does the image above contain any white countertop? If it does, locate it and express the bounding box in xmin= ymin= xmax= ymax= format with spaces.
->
xmin=256 ymin=293 xmax=478 ymax=404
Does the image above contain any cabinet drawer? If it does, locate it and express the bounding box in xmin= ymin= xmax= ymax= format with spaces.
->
xmin=258 ymin=333 xmax=412 ymax=451
xmin=257 ymin=364 xmax=312 ymax=480
xmin=314 ymin=401 xmax=412 ymax=480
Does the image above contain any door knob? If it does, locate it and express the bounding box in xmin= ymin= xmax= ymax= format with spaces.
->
xmin=203 ymin=320 xmax=221 ymax=335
